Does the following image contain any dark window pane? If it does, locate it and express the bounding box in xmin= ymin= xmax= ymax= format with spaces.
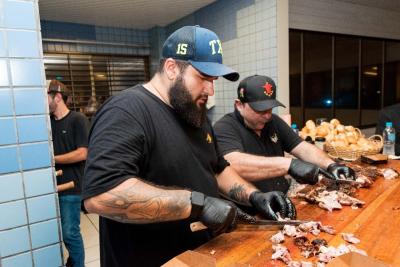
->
xmin=289 ymin=31 xmax=302 ymax=126
xmin=384 ymin=41 xmax=400 ymax=107
xmin=361 ymin=40 xmax=383 ymax=125
xmin=334 ymin=36 xmax=359 ymax=126
xmin=44 ymin=53 xmax=149 ymax=118
xmin=304 ymin=32 xmax=332 ymax=122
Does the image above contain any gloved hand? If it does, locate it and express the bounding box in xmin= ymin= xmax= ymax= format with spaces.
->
xmin=191 ymin=192 xmax=255 ymax=234
xmin=249 ymin=191 xmax=297 ymax=220
xmin=327 ymin=162 xmax=356 ymax=180
xmin=288 ymin=159 xmax=320 ymax=185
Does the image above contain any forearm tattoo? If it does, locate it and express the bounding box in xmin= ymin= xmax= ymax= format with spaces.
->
xmin=228 ymin=183 xmax=249 ymax=204
xmin=97 ymin=181 xmax=190 ymax=224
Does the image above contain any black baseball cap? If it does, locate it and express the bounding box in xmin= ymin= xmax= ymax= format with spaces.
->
xmin=47 ymin=80 xmax=70 ymax=96
xmin=162 ymin=25 xmax=239 ymax=81
xmin=237 ymin=75 xmax=285 ymax=112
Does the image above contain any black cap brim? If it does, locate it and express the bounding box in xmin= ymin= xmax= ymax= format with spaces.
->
xmin=248 ymin=99 xmax=286 ymax=112
xmin=189 ymin=60 xmax=239 ymax=81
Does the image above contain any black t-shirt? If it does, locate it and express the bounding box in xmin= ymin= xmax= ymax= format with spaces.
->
xmin=376 ymin=103 xmax=400 ymax=155
xmin=214 ymin=109 xmax=302 ymax=193
xmin=51 ymin=111 xmax=89 ymax=196
xmin=82 ymin=85 xmax=228 ymax=267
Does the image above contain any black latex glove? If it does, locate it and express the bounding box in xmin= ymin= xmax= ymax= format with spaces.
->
xmin=327 ymin=162 xmax=356 ymax=180
xmin=249 ymin=191 xmax=297 ymax=220
xmin=288 ymin=159 xmax=320 ymax=185
xmin=198 ymin=196 xmax=255 ymax=234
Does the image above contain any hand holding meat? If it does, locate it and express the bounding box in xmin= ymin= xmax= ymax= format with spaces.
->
xmin=288 ymin=159 xmax=321 ymax=184
xmin=249 ymin=191 xmax=297 ymax=220
xmin=327 ymin=163 xmax=356 ymax=180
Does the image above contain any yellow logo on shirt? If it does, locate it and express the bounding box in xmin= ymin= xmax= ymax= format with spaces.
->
xmin=206 ymin=133 xmax=213 ymax=144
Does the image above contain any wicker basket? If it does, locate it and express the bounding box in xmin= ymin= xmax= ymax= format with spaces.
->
xmin=324 ymin=134 xmax=383 ymax=161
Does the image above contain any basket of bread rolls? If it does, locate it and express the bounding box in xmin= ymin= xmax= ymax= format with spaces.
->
xmin=300 ymin=118 xmax=383 ymax=161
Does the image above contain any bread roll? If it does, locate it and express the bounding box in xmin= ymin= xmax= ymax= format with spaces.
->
xmin=330 ymin=118 xmax=340 ymax=127
xmin=336 ymin=124 xmax=345 ymax=133
xmin=316 ymin=126 xmax=329 ymax=137
xmin=305 ymin=120 xmax=316 ymax=130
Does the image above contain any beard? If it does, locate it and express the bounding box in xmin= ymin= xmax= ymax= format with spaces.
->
xmin=169 ymin=76 xmax=207 ymax=128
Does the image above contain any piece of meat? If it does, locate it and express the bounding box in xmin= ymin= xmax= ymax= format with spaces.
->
xmin=270 ymin=231 xmax=285 ymax=244
xmin=341 ymin=233 xmax=360 ymax=244
xmin=347 ymin=244 xmax=367 ymax=255
xmin=337 ymin=192 xmax=365 ymax=207
xmin=283 ymin=225 xmax=301 ymax=237
xmin=381 ymin=168 xmax=399 ymax=180
xmin=287 ymin=261 xmax=301 ymax=267
xmin=271 ymin=244 xmax=292 ymax=264
xmin=319 ymin=225 xmax=335 ymax=235
xmin=355 ymin=174 xmax=373 ymax=187
xmin=315 ymin=191 xmax=342 ymax=212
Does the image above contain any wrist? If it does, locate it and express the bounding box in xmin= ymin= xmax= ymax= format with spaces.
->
xmin=249 ymin=191 xmax=262 ymax=206
xmin=189 ymin=191 xmax=205 ymax=219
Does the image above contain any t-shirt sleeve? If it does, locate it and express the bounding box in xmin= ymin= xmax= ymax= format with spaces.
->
xmin=213 ymin=117 xmax=244 ymax=156
xmin=73 ymin=113 xmax=89 ymax=148
xmin=82 ymin=106 xmax=146 ymax=200
xmin=210 ymin=125 xmax=230 ymax=174
xmin=274 ymin=115 xmax=303 ymax=152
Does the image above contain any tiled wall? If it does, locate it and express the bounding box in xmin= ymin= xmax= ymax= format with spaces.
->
xmin=164 ymin=0 xmax=279 ymax=122
xmin=0 ymin=0 xmax=63 ymax=266
xmin=41 ymin=20 xmax=150 ymax=56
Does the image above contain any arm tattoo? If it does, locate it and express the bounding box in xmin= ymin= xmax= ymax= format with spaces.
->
xmin=228 ymin=183 xmax=249 ymax=204
xmin=97 ymin=182 xmax=190 ymax=224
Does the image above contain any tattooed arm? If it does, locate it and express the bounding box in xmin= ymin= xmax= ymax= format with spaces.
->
xmin=216 ymin=165 xmax=259 ymax=205
xmin=84 ymin=178 xmax=191 ymax=224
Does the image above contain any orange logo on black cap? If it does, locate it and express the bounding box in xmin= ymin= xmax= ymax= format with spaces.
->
xmin=206 ymin=133 xmax=213 ymax=144
xmin=263 ymin=82 xmax=273 ymax=97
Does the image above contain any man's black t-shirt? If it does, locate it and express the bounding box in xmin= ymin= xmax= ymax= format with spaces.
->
xmin=214 ymin=109 xmax=302 ymax=193
xmin=51 ymin=111 xmax=89 ymax=195
xmin=82 ymin=85 xmax=228 ymax=267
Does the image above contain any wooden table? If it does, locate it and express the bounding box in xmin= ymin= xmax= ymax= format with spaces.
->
xmin=195 ymin=160 xmax=400 ymax=266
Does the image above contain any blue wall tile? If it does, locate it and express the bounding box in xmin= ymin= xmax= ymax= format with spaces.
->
xmin=23 ymin=168 xmax=55 ymax=197
xmin=0 ymin=118 xmax=17 ymax=145
xmin=2 ymin=252 xmax=33 ymax=267
xmin=7 ymin=30 xmax=39 ymax=58
xmin=17 ymin=116 xmax=48 ymax=143
xmin=0 ymin=226 xmax=30 ymax=257
xmin=19 ymin=142 xmax=51 ymax=171
xmin=0 ymin=31 xmax=6 ymax=57
xmin=0 ymin=172 xmax=24 ymax=202
xmin=0 ymin=200 xmax=27 ymax=230
xmin=32 ymin=244 xmax=62 ymax=267
xmin=26 ymin=194 xmax=57 ymax=223
xmin=10 ymin=59 xmax=43 ymax=86
xmin=0 ymin=89 xmax=14 ymax=116
xmin=13 ymin=88 xmax=46 ymax=115
xmin=0 ymin=146 xmax=19 ymax=174
xmin=0 ymin=60 xmax=9 ymax=86
xmin=4 ymin=1 xmax=36 ymax=30
xmin=30 ymin=219 xmax=59 ymax=249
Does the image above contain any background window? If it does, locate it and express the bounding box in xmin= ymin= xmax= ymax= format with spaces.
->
xmin=334 ymin=36 xmax=359 ymax=125
xmin=385 ymin=41 xmax=400 ymax=107
xmin=289 ymin=31 xmax=302 ymax=126
xmin=303 ymin=32 xmax=332 ymax=122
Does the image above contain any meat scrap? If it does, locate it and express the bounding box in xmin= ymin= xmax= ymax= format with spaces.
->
xmin=341 ymin=233 xmax=360 ymax=244
xmin=270 ymin=231 xmax=285 ymax=244
xmin=381 ymin=168 xmax=399 ymax=180
xmin=272 ymin=244 xmax=292 ymax=264
xmin=283 ymin=225 xmax=302 ymax=237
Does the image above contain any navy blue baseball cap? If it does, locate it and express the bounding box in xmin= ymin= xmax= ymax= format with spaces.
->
xmin=162 ymin=26 xmax=239 ymax=81
xmin=238 ymin=75 xmax=285 ymax=111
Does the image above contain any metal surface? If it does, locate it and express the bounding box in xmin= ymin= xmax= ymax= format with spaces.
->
xmin=190 ymin=219 xmax=304 ymax=232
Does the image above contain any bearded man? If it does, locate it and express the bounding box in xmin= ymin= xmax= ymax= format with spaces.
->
xmin=82 ymin=26 xmax=296 ymax=267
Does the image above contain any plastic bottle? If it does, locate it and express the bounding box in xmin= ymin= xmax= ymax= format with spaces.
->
xmin=382 ymin=122 xmax=396 ymax=155
xmin=291 ymin=123 xmax=299 ymax=135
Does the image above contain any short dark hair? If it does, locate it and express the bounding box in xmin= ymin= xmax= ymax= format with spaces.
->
xmin=48 ymin=80 xmax=69 ymax=103
xmin=157 ymin=58 xmax=190 ymax=74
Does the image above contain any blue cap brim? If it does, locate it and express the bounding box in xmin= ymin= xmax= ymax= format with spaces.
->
xmin=189 ymin=60 xmax=239 ymax=81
